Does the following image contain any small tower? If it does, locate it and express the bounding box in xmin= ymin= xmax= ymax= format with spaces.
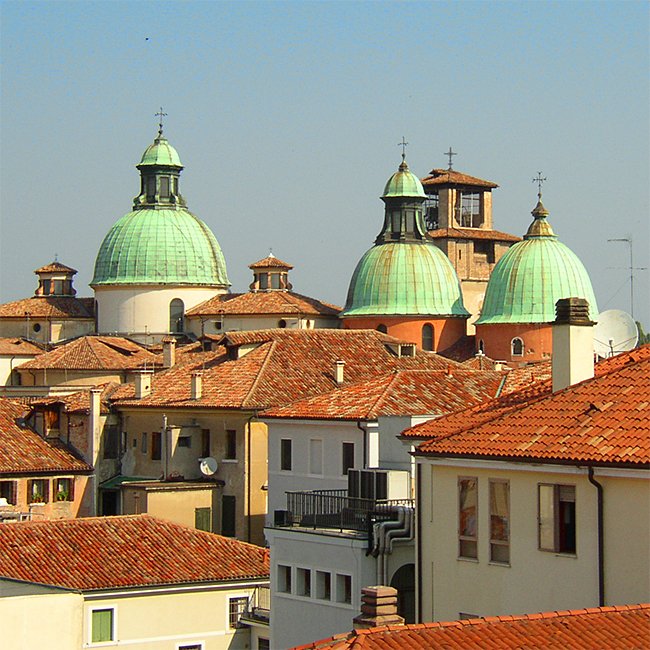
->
xmin=248 ymin=254 xmax=293 ymax=292
xmin=34 ymin=261 xmax=78 ymax=297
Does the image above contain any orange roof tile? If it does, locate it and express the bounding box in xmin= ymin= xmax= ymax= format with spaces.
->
xmin=18 ymin=336 xmax=159 ymax=371
xmin=0 ymin=337 xmax=44 ymax=356
xmin=249 ymin=254 xmax=293 ymax=269
xmin=294 ymin=604 xmax=650 ymax=649
xmin=0 ymin=514 xmax=269 ymax=590
xmin=34 ymin=261 xmax=77 ymax=274
xmin=0 ymin=296 xmax=94 ymax=319
xmin=428 ymin=227 xmax=521 ymax=242
xmin=421 ymin=168 xmax=499 ymax=188
xmin=0 ymin=398 xmax=92 ymax=474
xmin=111 ymin=330 xmax=459 ymax=411
xmin=414 ymin=346 xmax=650 ymax=466
xmin=187 ymin=291 xmax=340 ymax=317
xmin=264 ymin=369 xmax=503 ymax=421
xmin=29 ymin=382 xmax=121 ymax=415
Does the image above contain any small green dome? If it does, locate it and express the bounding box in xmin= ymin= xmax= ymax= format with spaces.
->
xmin=92 ymin=208 xmax=229 ymax=286
xmin=342 ymin=242 xmax=469 ymax=317
xmin=139 ymin=134 xmax=182 ymax=167
xmin=476 ymin=201 xmax=597 ymax=324
xmin=382 ymin=160 xmax=426 ymax=198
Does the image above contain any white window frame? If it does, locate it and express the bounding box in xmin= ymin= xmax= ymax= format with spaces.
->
xmin=228 ymin=594 xmax=249 ymax=629
xmin=538 ymin=483 xmax=577 ymax=555
xmin=88 ymin=605 xmax=117 ymax=646
xmin=458 ymin=476 xmax=478 ymax=560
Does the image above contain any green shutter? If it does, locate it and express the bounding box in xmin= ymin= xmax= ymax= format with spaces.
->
xmin=195 ymin=507 xmax=211 ymax=532
xmin=92 ymin=609 xmax=113 ymax=642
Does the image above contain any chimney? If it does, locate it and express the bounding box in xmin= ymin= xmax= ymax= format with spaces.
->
xmin=552 ymin=298 xmax=595 ymax=392
xmin=334 ymin=360 xmax=345 ymax=385
xmin=135 ymin=370 xmax=153 ymax=399
xmin=191 ymin=371 xmax=203 ymax=400
xmin=162 ymin=337 xmax=177 ymax=368
xmin=353 ymin=586 xmax=404 ymax=630
xmin=89 ymin=388 xmax=103 ymax=516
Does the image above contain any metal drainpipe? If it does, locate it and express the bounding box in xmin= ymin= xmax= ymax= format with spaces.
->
xmin=416 ymin=461 xmax=422 ymax=623
xmin=588 ymin=466 xmax=605 ymax=606
xmin=356 ymin=420 xmax=367 ymax=468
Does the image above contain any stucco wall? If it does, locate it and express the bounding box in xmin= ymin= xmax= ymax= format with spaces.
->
xmin=475 ymin=322 xmax=553 ymax=363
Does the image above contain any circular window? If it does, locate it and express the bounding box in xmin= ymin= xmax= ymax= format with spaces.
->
xmin=32 ymin=323 xmax=41 ymax=333
xmin=278 ymin=319 xmax=287 ymax=329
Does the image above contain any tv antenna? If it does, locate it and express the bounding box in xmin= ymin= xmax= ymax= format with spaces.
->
xmin=607 ymin=236 xmax=647 ymax=319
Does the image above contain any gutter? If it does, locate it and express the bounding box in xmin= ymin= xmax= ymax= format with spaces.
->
xmin=588 ymin=466 xmax=605 ymax=606
xmin=416 ymin=462 xmax=422 ymax=623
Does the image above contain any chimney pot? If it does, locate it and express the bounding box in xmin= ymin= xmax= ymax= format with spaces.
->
xmin=134 ymin=370 xmax=153 ymax=399
xmin=162 ymin=337 xmax=177 ymax=368
xmin=352 ymin=585 xmax=404 ymax=630
xmin=334 ymin=360 xmax=345 ymax=385
xmin=191 ymin=371 xmax=203 ymax=400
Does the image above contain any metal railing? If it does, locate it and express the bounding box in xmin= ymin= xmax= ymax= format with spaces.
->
xmin=283 ymin=490 xmax=414 ymax=533
xmin=241 ymin=585 xmax=270 ymax=624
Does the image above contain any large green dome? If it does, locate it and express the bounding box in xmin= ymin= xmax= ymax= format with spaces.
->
xmin=342 ymin=242 xmax=469 ymax=317
xmin=476 ymin=200 xmax=597 ymax=324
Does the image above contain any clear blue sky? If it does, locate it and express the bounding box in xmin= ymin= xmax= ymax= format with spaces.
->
xmin=1 ymin=1 xmax=648 ymax=327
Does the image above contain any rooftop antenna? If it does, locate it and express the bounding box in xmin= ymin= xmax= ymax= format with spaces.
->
xmin=398 ymin=137 xmax=408 ymax=162
xmin=607 ymin=236 xmax=647 ymax=319
xmin=532 ymin=171 xmax=547 ymax=199
xmin=155 ymin=107 xmax=167 ymax=136
xmin=444 ymin=147 xmax=457 ymax=171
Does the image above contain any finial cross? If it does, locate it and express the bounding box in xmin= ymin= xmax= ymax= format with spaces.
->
xmin=155 ymin=107 xmax=167 ymax=135
xmin=444 ymin=147 xmax=457 ymax=171
xmin=532 ymin=171 xmax=547 ymax=199
xmin=398 ymin=137 xmax=408 ymax=161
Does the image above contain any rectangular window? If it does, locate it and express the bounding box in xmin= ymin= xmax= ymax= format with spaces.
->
xmin=489 ymin=480 xmax=510 ymax=564
xmin=104 ymin=425 xmax=118 ymax=460
xmin=159 ymin=176 xmax=170 ymax=198
xmin=296 ymin=567 xmax=311 ymax=597
xmin=458 ymin=477 xmax=478 ymax=559
xmin=179 ymin=645 xmax=202 ymax=650
xmin=201 ymin=429 xmax=211 ymax=458
xmin=280 ymin=439 xmax=292 ymax=471
xmin=91 ymin=608 xmax=114 ymax=643
xmin=146 ymin=176 xmax=156 ymax=199
xmin=278 ymin=565 xmax=292 ymax=593
xmin=459 ymin=192 xmax=481 ymax=227
xmin=539 ymin=484 xmax=576 ymax=554
xmin=258 ymin=640 xmax=270 ymax=650
xmin=225 ymin=429 xmax=237 ymax=460
xmin=229 ymin=596 xmax=248 ymax=628
xmin=0 ymin=480 xmax=17 ymax=505
xmin=342 ymin=442 xmax=355 ymax=476
xmin=42 ymin=279 xmax=51 ymax=295
xmin=151 ymin=431 xmax=162 ymax=460
xmin=53 ymin=279 xmax=64 ymax=295
xmin=177 ymin=435 xmax=191 ymax=448
xmin=336 ymin=573 xmax=352 ymax=604
xmin=28 ymin=479 xmax=49 ymax=504
xmin=309 ymin=439 xmax=323 ymax=475
xmin=316 ymin=570 xmax=331 ymax=600
xmin=222 ymin=495 xmax=236 ymax=537
xmin=195 ymin=507 xmax=211 ymax=532
xmin=55 ymin=477 xmax=73 ymax=502
xmin=141 ymin=432 xmax=147 ymax=454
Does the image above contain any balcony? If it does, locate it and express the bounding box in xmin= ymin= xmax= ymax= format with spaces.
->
xmin=240 ymin=585 xmax=270 ymax=625
xmin=276 ymin=489 xmax=414 ymax=535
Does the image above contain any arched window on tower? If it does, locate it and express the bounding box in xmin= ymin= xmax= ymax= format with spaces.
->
xmin=170 ymin=299 xmax=185 ymax=333
xmin=377 ymin=324 xmax=388 ymax=334
xmin=511 ymin=337 xmax=524 ymax=357
xmin=422 ymin=324 xmax=434 ymax=351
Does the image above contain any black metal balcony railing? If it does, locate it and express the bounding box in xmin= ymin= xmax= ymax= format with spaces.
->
xmin=241 ymin=585 xmax=270 ymax=625
xmin=281 ymin=489 xmax=414 ymax=534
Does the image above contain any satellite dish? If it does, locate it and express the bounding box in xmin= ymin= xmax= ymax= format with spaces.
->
xmin=593 ymin=309 xmax=638 ymax=358
xmin=199 ymin=457 xmax=218 ymax=476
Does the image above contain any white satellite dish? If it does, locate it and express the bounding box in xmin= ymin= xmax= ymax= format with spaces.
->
xmin=593 ymin=309 xmax=638 ymax=358
xmin=199 ymin=457 xmax=218 ymax=476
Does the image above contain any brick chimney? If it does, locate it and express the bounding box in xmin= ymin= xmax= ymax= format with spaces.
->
xmin=191 ymin=371 xmax=203 ymax=400
xmin=552 ymin=297 xmax=595 ymax=392
xmin=334 ymin=360 xmax=345 ymax=385
xmin=134 ymin=370 xmax=153 ymax=399
xmin=162 ymin=337 xmax=177 ymax=368
xmin=352 ymin=586 xmax=404 ymax=630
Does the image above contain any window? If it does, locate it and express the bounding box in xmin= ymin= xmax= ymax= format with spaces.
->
xmin=424 ymin=194 xmax=439 ymax=231
xmin=259 ymin=273 xmax=269 ymax=290
xmin=151 ymin=431 xmax=162 ymax=460
xmin=422 ymin=324 xmax=434 ymax=351
xmin=229 ymin=596 xmax=248 ymax=628
xmin=458 ymin=478 xmax=478 ymax=559
xmin=539 ymin=484 xmax=576 ymax=554
xmin=341 ymin=442 xmax=355 ymax=476
xmin=258 ymin=640 xmax=270 ymax=650
xmin=271 ymin=273 xmax=281 ymax=289
xmin=309 ymin=439 xmax=323 ymax=475
xmin=222 ymin=495 xmax=236 ymax=537
xmin=104 ymin=425 xmax=118 ymax=459
xmin=195 ymin=507 xmax=211 ymax=532
xmin=169 ymin=298 xmax=185 ymax=333
xmin=278 ymin=319 xmax=287 ymax=328
xmin=474 ymin=240 xmax=495 ymax=263
xmin=179 ymin=645 xmax=202 ymax=650
xmin=280 ymin=439 xmax=292 ymax=471
xmin=42 ymin=279 xmax=51 ymax=295
xmin=0 ymin=480 xmax=17 ymax=505
xmin=201 ymin=429 xmax=211 ymax=458
xmin=336 ymin=573 xmax=352 ymax=604
xmin=28 ymin=479 xmax=48 ymax=504
xmin=511 ymin=338 xmax=524 ymax=357
xmin=225 ymin=429 xmax=237 ymax=459
xmin=173 ymin=177 xmax=179 ymax=195
xmin=55 ymin=477 xmax=73 ymax=502
xmin=159 ymin=176 xmax=170 ymax=198
xmin=377 ymin=324 xmax=387 ymax=334
xmin=316 ymin=571 xmax=331 ymax=600
xmin=277 ymin=564 xmax=292 ymax=593
xmin=459 ymin=192 xmax=481 ymax=227
xmin=91 ymin=608 xmax=114 ymax=643
xmin=489 ymin=480 xmax=510 ymax=564
xmin=296 ymin=567 xmax=311 ymax=597
xmin=146 ymin=176 xmax=156 ymax=199
xmin=177 ymin=435 xmax=192 ymax=448
xmin=141 ymin=432 xmax=147 ymax=453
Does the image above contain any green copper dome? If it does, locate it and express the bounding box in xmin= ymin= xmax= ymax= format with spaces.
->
xmin=476 ymin=200 xmax=597 ymax=324
xmin=383 ymin=160 xmax=426 ymax=198
xmin=139 ymin=133 xmax=182 ymax=167
xmin=342 ymin=242 xmax=469 ymax=317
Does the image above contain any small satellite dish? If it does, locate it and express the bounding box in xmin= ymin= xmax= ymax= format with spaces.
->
xmin=199 ymin=457 xmax=218 ymax=476
xmin=593 ymin=309 xmax=638 ymax=358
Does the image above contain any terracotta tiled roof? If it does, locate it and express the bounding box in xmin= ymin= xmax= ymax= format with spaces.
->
xmin=17 ymin=336 xmax=159 ymax=371
xmin=0 ymin=338 xmax=44 ymax=356
xmin=0 ymin=514 xmax=269 ymax=590
xmin=428 ymin=227 xmax=521 ymax=242
xmin=294 ymin=604 xmax=650 ymax=650
xmin=29 ymin=382 xmax=121 ymax=415
xmin=437 ymin=335 xmax=477 ymax=362
xmin=414 ymin=346 xmax=650 ymax=466
xmin=421 ymin=168 xmax=499 ymax=189
xmin=264 ymin=369 xmax=503 ymax=421
xmin=499 ymin=360 xmax=552 ymax=392
xmin=249 ymin=254 xmax=293 ymax=269
xmin=187 ymin=291 xmax=340 ymax=317
xmin=34 ymin=261 xmax=77 ymax=274
xmin=0 ymin=398 xmax=92 ymax=474
xmin=0 ymin=296 xmax=95 ymax=319
xmin=111 ymin=330 xmax=459 ymax=411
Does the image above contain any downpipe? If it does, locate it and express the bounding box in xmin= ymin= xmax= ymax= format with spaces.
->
xmin=371 ymin=506 xmax=413 ymax=585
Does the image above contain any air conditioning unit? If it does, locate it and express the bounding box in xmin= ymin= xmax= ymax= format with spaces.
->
xmin=347 ymin=469 xmax=410 ymax=501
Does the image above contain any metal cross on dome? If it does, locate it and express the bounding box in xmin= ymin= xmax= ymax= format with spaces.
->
xmin=155 ymin=107 xmax=167 ymax=135
xmin=398 ymin=137 xmax=408 ymax=161
xmin=444 ymin=147 xmax=457 ymax=171
xmin=533 ymin=171 xmax=547 ymax=199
